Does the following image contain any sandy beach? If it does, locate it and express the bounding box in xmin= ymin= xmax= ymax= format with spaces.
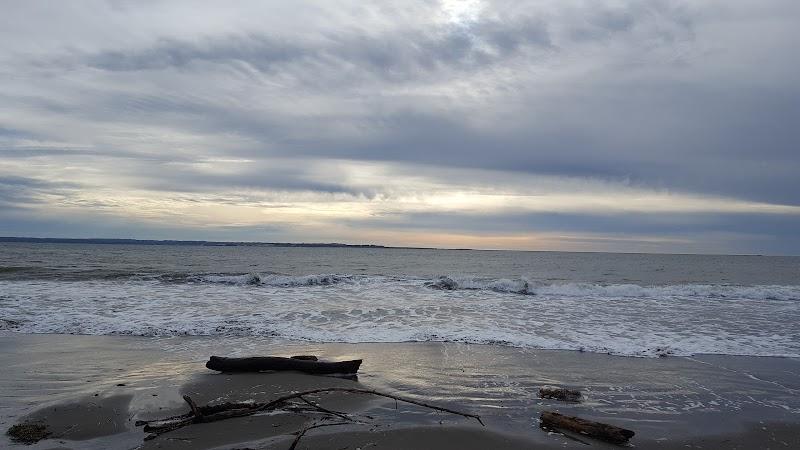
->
xmin=2 ymin=332 xmax=799 ymax=449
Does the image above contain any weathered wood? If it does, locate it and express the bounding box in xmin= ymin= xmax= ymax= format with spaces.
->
xmin=539 ymin=386 xmax=581 ymax=402
xmin=6 ymin=423 xmax=50 ymax=444
xmin=540 ymin=411 xmax=634 ymax=445
xmin=205 ymin=356 xmax=361 ymax=374
xmin=137 ymin=387 xmax=484 ymax=439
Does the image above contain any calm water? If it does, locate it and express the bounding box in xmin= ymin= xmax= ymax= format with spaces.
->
xmin=1 ymin=243 xmax=799 ymax=357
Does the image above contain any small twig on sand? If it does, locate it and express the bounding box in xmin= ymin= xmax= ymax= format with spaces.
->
xmin=298 ymin=396 xmax=354 ymax=422
xmin=288 ymin=421 xmax=351 ymax=450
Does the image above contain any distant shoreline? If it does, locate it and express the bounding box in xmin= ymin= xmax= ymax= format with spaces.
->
xmin=0 ymin=236 xmax=784 ymax=256
xmin=0 ymin=236 xmax=441 ymax=250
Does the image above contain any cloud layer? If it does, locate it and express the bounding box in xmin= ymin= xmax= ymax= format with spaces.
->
xmin=1 ymin=0 xmax=799 ymax=253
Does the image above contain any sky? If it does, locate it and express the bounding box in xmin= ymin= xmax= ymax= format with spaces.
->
xmin=1 ymin=1 xmax=799 ymax=254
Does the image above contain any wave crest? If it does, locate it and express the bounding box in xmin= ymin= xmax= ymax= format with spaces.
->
xmin=424 ymin=276 xmax=800 ymax=301
xmin=200 ymin=273 xmax=352 ymax=287
xmin=425 ymin=276 xmax=531 ymax=294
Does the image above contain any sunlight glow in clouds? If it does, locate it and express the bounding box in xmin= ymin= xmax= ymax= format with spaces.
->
xmin=4 ymin=158 xmax=797 ymax=231
xmin=440 ymin=0 xmax=485 ymax=25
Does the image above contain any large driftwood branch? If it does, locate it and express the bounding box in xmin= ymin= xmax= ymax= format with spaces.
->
xmin=540 ymin=411 xmax=634 ymax=445
xmin=280 ymin=388 xmax=483 ymax=425
xmin=138 ymin=387 xmax=483 ymax=439
xmin=206 ymin=356 xmax=362 ymax=374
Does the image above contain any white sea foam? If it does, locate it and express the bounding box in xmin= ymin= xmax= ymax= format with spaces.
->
xmin=1 ymin=276 xmax=799 ymax=358
xmin=200 ymin=273 xmax=356 ymax=286
xmin=426 ymin=275 xmax=800 ymax=301
xmin=193 ymin=272 xmax=800 ymax=302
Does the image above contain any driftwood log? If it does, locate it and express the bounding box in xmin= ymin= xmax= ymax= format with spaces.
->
xmin=206 ymin=356 xmax=361 ymax=374
xmin=539 ymin=386 xmax=581 ymax=402
xmin=540 ymin=411 xmax=634 ymax=445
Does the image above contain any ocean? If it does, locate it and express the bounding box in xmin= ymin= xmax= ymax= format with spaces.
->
xmin=1 ymin=242 xmax=799 ymax=358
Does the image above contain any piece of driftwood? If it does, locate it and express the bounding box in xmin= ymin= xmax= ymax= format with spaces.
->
xmin=540 ymin=411 xmax=634 ymax=445
xmin=137 ymin=387 xmax=484 ymax=440
xmin=539 ymin=386 xmax=581 ymax=402
xmin=206 ymin=356 xmax=361 ymax=374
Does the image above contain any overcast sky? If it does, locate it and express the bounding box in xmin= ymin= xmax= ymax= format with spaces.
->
xmin=1 ymin=1 xmax=799 ymax=254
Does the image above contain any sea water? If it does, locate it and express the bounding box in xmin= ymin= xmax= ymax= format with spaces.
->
xmin=1 ymin=242 xmax=798 ymax=358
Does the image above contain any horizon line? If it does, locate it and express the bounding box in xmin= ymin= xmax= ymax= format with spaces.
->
xmin=0 ymin=236 xmax=788 ymax=258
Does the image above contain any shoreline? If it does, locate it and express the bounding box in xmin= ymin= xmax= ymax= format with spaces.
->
xmin=4 ymin=330 xmax=800 ymax=361
xmin=2 ymin=332 xmax=800 ymax=448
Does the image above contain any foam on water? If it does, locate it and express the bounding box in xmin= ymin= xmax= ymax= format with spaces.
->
xmin=199 ymin=273 xmax=354 ymax=286
xmin=180 ymin=272 xmax=800 ymax=302
xmin=425 ymin=275 xmax=800 ymax=300
xmin=2 ymin=273 xmax=799 ymax=358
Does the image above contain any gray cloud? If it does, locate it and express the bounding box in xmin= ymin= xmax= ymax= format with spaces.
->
xmin=0 ymin=210 xmax=290 ymax=242
xmin=79 ymin=15 xmax=554 ymax=80
xmin=348 ymin=210 xmax=800 ymax=254
xmin=0 ymin=176 xmax=79 ymax=208
xmin=137 ymin=163 xmax=377 ymax=198
xmin=85 ymin=35 xmax=307 ymax=72
xmin=352 ymin=210 xmax=800 ymax=238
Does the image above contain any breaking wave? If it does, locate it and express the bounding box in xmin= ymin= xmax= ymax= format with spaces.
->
xmin=149 ymin=271 xmax=800 ymax=302
xmin=4 ymin=264 xmax=799 ymax=302
xmin=2 ymin=274 xmax=799 ymax=358
xmin=199 ymin=273 xmax=354 ymax=287
xmin=424 ymin=275 xmax=800 ymax=301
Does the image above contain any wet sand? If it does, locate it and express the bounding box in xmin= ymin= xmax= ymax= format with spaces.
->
xmin=2 ymin=332 xmax=800 ymax=449
xmin=139 ymin=372 xmax=367 ymax=450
